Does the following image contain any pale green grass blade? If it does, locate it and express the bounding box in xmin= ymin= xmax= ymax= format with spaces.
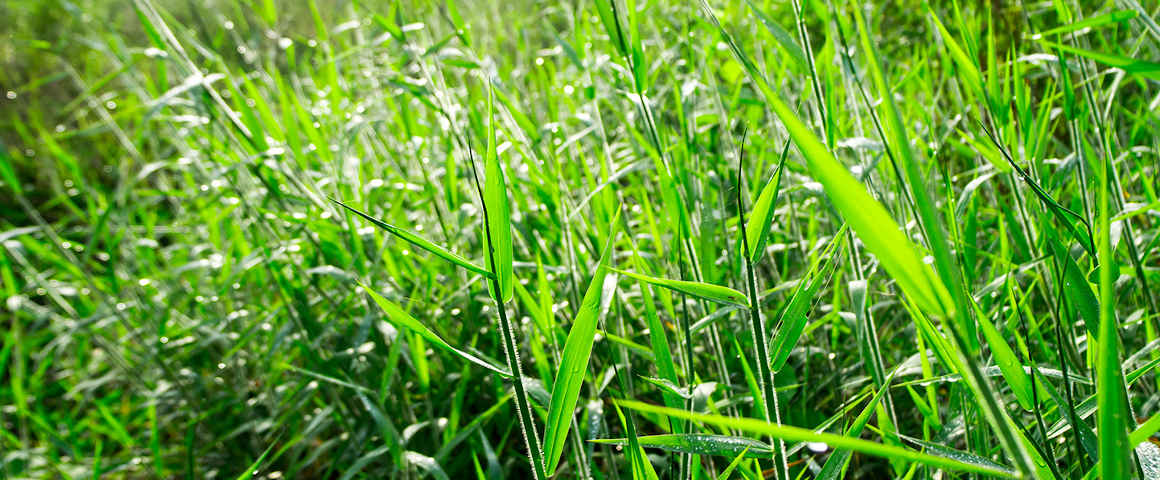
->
xmin=743 ymin=0 xmax=807 ymax=67
xmin=1045 ymin=41 xmax=1160 ymax=80
xmin=1033 ymin=10 xmax=1137 ymax=38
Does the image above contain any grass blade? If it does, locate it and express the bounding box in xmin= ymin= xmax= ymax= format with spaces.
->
xmin=543 ymin=209 xmax=621 ymax=475
xmin=591 ymin=434 xmax=771 ymax=458
xmin=611 ymin=268 xmax=749 ymax=307
xmin=360 ymin=282 xmax=511 ymax=377
xmin=484 ymin=86 xmax=514 ymax=303
xmin=744 ymin=146 xmax=788 ymax=263
xmin=615 ymin=399 xmax=1018 ymax=478
xmin=332 ymin=199 xmax=492 ymax=278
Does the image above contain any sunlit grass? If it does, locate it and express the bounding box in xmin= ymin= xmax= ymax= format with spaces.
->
xmin=1 ymin=0 xmax=1159 ymax=478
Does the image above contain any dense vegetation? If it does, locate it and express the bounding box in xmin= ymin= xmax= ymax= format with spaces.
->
xmin=3 ymin=0 xmax=1160 ymax=478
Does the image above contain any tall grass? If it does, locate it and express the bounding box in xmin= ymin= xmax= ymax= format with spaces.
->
xmin=2 ymin=0 xmax=1159 ymax=478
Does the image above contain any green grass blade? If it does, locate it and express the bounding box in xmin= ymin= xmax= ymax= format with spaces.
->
xmin=331 ymin=199 xmax=492 ymax=278
xmin=1097 ymin=116 xmax=1130 ymax=480
xmin=590 ymin=434 xmax=771 ymax=458
xmin=543 ymin=209 xmax=621 ymax=475
xmin=1044 ymin=41 xmax=1160 ymax=80
xmin=743 ymin=0 xmax=807 ymax=67
xmin=715 ymin=446 xmax=751 ymax=480
xmin=977 ymin=308 xmax=1034 ymax=411
xmin=615 ymin=399 xmax=1018 ymax=478
xmin=699 ymin=0 xmax=952 ymax=318
xmin=484 ymin=86 xmax=514 ymax=303
xmin=611 ymin=268 xmax=749 ymax=307
xmin=769 ymin=225 xmax=846 ymax=372
xmin=360 ymin=282 xmax=511 ymax=377
xmin=816 ymin=370 xmax=898 ymax=480
xmin=927 ymin=7 xmax=983 ymax=93
xmin=745 ymin=148 xmax=788 ymax=263
xmin=1033 ymin=10 xmax=1137 ymax=38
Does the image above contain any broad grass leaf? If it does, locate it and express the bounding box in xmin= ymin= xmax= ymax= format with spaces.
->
xmin=483 ymin=86 xmax=514 ymax=303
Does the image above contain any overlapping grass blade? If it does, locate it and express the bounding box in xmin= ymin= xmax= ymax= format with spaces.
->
xmin=332 ymin=199 xmax=492 ymax=278
xmin=699 ymin=0 xmax=953 ymax=318
xmin=615 ymin=400 xmax=1018 ymax=478
xmin=768 ymin=225 xmax=846 ymax=372
xmin=483 ymin=86 xmax=514 ymax=303
xmin=543 ymin=209 xmax=621 ymax=475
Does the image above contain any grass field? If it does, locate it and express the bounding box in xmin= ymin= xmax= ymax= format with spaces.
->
xmin=3 ymin=0 xmax=1160 ymax=478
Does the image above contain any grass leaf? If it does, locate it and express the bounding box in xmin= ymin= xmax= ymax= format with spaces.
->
xmin=360 ymin=282 xmax=512 ymax=377
xmin=543 ymin=209 xmax=621 ymax=475
xmin=332 ymin=198 xmax=492 ymax=278
xmin=611 ymin=268 xmax=749 ymax=307
xmin=484 ymin=86 xmax=514 ymax=303
xmin=615 ymin=399 xmax=1018 ymax=478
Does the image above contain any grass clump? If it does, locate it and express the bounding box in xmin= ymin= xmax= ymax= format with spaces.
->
xmin=2 ymin=0 xmax=1160 ymax=478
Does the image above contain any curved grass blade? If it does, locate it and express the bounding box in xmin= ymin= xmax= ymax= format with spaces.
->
xmin=745 ymin=145 xmax=789 ymax=263
xmin=360 ymin=282 xmax=512 ymax=377
xmin=332 ymin=198 xmax=492 ymax=278
xmin=543 ymin=209 xmax=621 ymax=475
xmin=610 ymin=268 xmax=748 ymax=307
xmin=484 ymin=86 xmax=514 ymax=303
xmin=591 ymin=434 xmax=771 ymax=459
xmin=615 ymin=399 xmax=1018 ymax=478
